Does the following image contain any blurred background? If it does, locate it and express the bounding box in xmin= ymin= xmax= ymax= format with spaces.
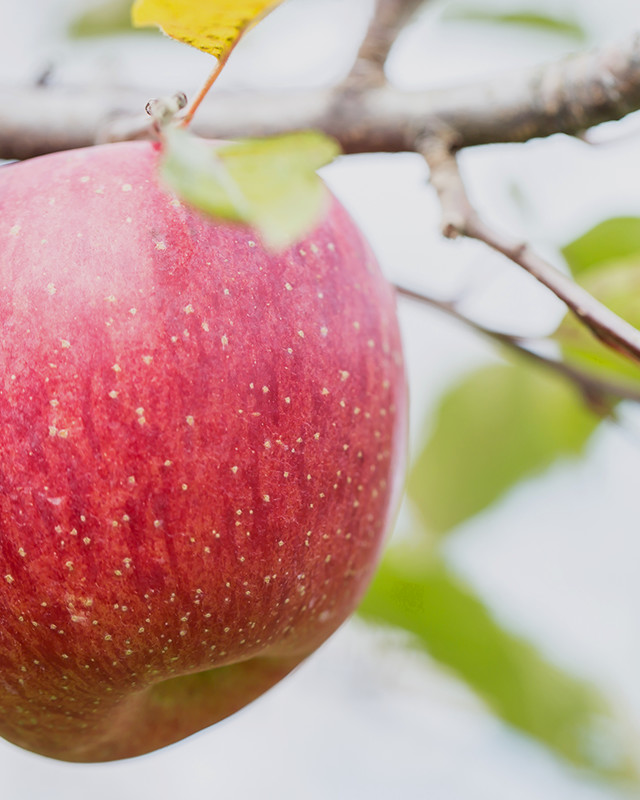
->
xmin=2 ymin=0 xmax=640 ymax=796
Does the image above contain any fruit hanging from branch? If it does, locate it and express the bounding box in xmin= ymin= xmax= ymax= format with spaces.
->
xmin=0 ymin=139 xmax=406 ymax=761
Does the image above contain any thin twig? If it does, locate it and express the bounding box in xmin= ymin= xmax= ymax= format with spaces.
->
xmin=180 ymin=48 xmax=233 ymax=128
xmin=419 ymin=136 xmax=640 ymax=366
xmin=395 ymin=283 xmax=640 ymax=411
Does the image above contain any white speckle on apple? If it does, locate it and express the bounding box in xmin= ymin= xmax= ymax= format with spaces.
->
xmin=121 ymin=184 xmax=132 ymax=192
xmin=46 ymin=283 xmax=56 ymax=295
xmin=201 ymin=322 xmax=210 ymax=332
xmin=4 ymin=575 xmax=14 ymax=584
xmin=155 ymin=241 xmax=167 ymax=251
xmin=284 ymin=283 xmax=293 ymax=291
xmin=340 ymin=370 xmax=350 ymax=381
xmin=186 ymin=416 xmax=195 ymax=427
xmin=297 ymin=330 xmax=305 ymax=338
xmin=184 ymin=304 xmax=194 ymax=314
xmin=221 ymin=334 xmax=229 ymax=347
xmin=112 ymin=364 xmax=121 ymax=373
xmin=9 ymin=225 xmax=20 ymax=236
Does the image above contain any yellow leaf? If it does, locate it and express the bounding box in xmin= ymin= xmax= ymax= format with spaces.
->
xmin=131 ymin=0 xmax=283 ymax=58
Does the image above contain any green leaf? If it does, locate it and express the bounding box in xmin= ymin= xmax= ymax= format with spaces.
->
xmin=553 ymin=218 xmax=640 ymax=388
xmin=359 ymin=550 xmax=636 ymax=781
xmin=160 ymin=129 xmax=340 ymax=250
xmin=408 ymin=362 xmax=600 ymax=535
xmin=443 ymin=7 xmax=587 ymax=41
xmin=69 ymin=0 xmax=140 ymax=37
xmin=562 ymin=217 xmax=640 ymax=277
xmin=554 ymin=254 xmax=640 ymax=388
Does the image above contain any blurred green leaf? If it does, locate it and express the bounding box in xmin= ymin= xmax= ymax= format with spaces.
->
xmin=443 ymin=7 xmax=587 ymax=41
xmin=562 ymin=217 xmax=640 ymax=277
xmin=360 ymin=549 xmax=636 ymax=781
xmin=69 ymin=0 xmax=140 ymax=37
xmin=555 ymin=219 xmax=640 ymax=388
xmin=408 ymin=362 xmax=600 ymax=536
xmin=161 ymin=129 xmax=340 ymax=250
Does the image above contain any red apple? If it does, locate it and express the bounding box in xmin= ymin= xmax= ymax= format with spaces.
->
xmin=0 ymin=140 xmax=406 ymax=762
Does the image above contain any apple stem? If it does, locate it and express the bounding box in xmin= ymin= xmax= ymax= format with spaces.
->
xmin=181 ymin=50 xmax=233 ymax=128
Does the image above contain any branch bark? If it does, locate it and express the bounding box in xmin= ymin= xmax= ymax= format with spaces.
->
xmin=1 ymin=32 xmax=640 ymax=160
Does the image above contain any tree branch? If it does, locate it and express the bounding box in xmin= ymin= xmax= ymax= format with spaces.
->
xmin=419 ymin=137 xmax=640 ymax=365
xmin=420 ymin=31 xmax=640 ymax=148
xmin=395 ymin=283 xmax=640 ymax=412
xmin=2 ymin=32 xmax=639 ymax=160
xmin=342 ymin=0 xmax=426 ymax=90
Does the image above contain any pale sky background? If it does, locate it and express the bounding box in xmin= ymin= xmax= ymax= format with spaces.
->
xmin=1 ymin=1 xmax=640 ymax=798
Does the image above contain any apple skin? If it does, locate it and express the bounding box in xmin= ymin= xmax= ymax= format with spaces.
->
xmin=0 ymin=140 xmax=406 ymax=762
